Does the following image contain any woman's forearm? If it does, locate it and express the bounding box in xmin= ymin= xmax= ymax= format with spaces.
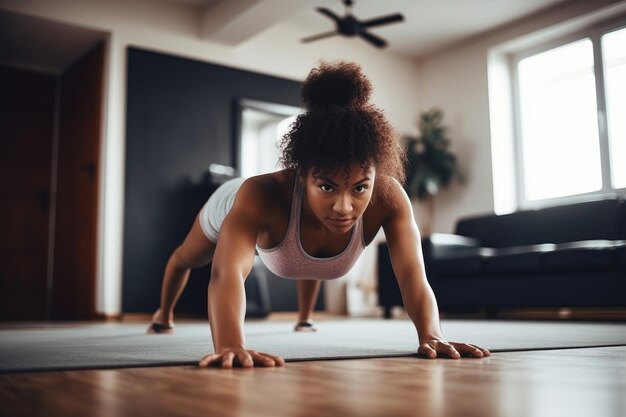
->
xmin=207 ymin=271 xmax=247 ymax=352
xmin=399 ymin=274 xmax=443 ymax=342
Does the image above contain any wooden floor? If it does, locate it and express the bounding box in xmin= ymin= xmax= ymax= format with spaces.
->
xmin=1 ymin=317 xmax=626 ymax=417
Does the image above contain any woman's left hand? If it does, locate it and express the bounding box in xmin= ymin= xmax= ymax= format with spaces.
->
xmin=418 ymin=338 xmax=491 ymax=359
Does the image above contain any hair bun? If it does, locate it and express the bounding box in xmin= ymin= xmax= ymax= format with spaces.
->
xmin=301 ymin=61 xmax=372 ymax=111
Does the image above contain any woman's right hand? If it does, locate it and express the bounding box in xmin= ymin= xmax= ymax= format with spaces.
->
xmin=198 ymin=348 xmax=285 ymax=368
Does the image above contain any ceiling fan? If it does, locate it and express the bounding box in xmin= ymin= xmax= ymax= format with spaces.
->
xmin=302 ymin=0 xmax=404 ymax=48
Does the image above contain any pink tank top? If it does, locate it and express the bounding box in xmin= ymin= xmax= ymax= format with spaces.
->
xmin=256 ymin=176 xmax=366 ymax=280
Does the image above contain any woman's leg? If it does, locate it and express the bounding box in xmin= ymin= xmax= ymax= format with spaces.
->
xmin=150 ymin=215 xmax=216 ymax=333
xmin=295 ymin=279 xmax=321 ymax=331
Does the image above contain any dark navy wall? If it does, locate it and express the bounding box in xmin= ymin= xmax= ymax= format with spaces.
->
xmin=123 ymin=47 xmax=318 ymax=315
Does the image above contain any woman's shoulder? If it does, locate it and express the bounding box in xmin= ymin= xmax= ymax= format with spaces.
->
xmin=236 ymin=170 xmax=294 ymax=211
xmin=374 ymin=175 xmax=410 ymax=207
xmin=361 ymin=175 xmax=411 ymax=243
xmin=242 ymin=169 xmax=293 ymax=193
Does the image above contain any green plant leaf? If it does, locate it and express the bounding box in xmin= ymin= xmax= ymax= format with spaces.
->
xmin=404 ymin=108 xmax=462 ymax=201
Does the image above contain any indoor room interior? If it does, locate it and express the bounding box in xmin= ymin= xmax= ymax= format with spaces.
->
xmin=1 ymin=0 xmax=625 ymax=416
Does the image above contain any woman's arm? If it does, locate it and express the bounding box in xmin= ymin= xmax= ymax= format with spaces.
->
xmin=199 ymin=179 xmax=285 ymax=368
xmin=382 ymin=180 xmax=490 ymax=359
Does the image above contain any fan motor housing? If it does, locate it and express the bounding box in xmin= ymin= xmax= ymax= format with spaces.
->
xmin=339 ymin=16 xmax=360 ymax=36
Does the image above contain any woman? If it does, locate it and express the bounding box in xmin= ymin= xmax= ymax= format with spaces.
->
xmin=149 ymin=61 xmax=491 ymax=368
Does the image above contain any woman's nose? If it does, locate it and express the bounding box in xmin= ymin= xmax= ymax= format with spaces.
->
xmin=333 ymin=194 xmax=353 ymax=215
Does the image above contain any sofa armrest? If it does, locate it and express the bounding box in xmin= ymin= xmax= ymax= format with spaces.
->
xmin=422 ymin=233 xmax=482 ymax=260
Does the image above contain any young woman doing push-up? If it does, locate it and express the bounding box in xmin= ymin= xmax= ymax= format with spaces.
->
xmin=148 ymin=61 xmax=490 ymax=368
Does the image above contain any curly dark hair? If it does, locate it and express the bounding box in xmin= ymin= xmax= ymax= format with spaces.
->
xmin=280 ymin=61 xmax=406 ymax=192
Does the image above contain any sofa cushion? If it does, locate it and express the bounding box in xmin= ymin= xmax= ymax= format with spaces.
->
xmin=455 ymin=198 xmax=624 ymax=248
xmin=483 ymin=244 xmax=556 ymax=274
xmin=531 ymin=199 xmax=623 ymax=243
xmin=422 ymin=233 xmax=481 ymax=260
xmin=542 ymin=240 xmax=622 ymax=272
xmin=620 ymin=198 xmax=626 ymax=239
xmin=616 ymin=246 xmax=626 ymax=270
xmin=427 ymin=248 xmax=494 ymax=276
xmin=484 ymin=252 xmax=542 ymax=274
xmin=455 ymin=210 xmax=537 ymax=248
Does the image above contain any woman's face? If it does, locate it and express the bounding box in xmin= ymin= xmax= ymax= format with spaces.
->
xmin=304 ymin=163 xmax=375 ymax=234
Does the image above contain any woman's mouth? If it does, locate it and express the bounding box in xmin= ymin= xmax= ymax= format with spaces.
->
xmin=329 ymin=217 xmax=354 ymax=227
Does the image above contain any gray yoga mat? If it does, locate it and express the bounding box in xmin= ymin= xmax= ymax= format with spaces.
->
xmin=1 ymin=319 xmax=626 ymax=373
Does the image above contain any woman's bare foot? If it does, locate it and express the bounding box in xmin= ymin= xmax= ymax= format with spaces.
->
xmin=147 ymin=309 xmax=175 ymax=334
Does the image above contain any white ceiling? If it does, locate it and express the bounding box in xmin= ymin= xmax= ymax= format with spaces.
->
xmin=194 ymin=0 xmax=570 ymax=59
xmin=0 ymin=0 xmax=571 ymax=73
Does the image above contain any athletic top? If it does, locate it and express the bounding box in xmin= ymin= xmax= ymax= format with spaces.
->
xmin=256 ymin=176 xmax=366 ymax=280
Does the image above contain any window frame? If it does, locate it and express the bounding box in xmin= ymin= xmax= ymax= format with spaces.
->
xmin=509 ymin=17 xmax=626 ymax=210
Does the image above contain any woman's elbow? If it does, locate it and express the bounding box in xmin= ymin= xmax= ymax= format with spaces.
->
xmin=209 ymin=264 xmax=246 ymax=285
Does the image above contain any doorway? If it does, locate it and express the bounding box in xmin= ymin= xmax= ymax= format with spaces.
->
xmin=236 ymin=98 xmax=301 ymax=178
xmin=0 ymin=11 xmax=107 ymax=320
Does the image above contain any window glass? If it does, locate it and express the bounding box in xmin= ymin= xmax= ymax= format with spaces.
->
xmin=518 ymin=39 xmax=602 ymax=200
xmin=602 ymin=27 xmax=626 ymax=189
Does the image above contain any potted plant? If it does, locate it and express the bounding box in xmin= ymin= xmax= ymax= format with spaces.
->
xmin=404 ymin=108 xmax=462 ymax=236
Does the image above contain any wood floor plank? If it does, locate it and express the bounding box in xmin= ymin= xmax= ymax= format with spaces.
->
xmin=1 ymin=346 xmax=625 ymax=417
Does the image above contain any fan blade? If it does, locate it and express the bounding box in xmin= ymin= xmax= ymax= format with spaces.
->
xmin=316 ymin=7 xmax=342 ymax=23
xmin=360 ymin=13 xmax=404 ymax=29
xmin=302 ymin=30 xmax=339 ymax=43
xmin=359 ymin=30 xmax=387 ymax=48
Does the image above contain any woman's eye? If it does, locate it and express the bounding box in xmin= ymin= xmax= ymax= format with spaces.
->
xmin=320 ymin=184 xmax=334 ymax=193
xmin=354 ymin=185 xmax=368 ymax=194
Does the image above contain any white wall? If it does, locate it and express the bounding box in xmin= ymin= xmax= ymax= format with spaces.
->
xmin=415 ymin=0 xmax=626 ymax=233
xmin=0 ymin=0 xmax=421 ymax=316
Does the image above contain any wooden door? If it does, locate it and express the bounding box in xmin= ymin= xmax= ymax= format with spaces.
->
xmin=0 ymin=66 xmax=56 ymax=320
xmin=51 ymin=42 xmax=105 ymax=319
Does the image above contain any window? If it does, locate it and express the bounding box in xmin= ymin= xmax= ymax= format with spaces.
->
xmin=510 ymin=23 xmax=626 ymax=208
xmin=603 ymin=27 xmax=626 ymax=189
xmin=237 ymin=99 xmax=301 ymax=178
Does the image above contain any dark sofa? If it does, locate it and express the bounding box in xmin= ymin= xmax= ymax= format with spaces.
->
xmin=378 ymin=197 xmax=626 ymax=318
